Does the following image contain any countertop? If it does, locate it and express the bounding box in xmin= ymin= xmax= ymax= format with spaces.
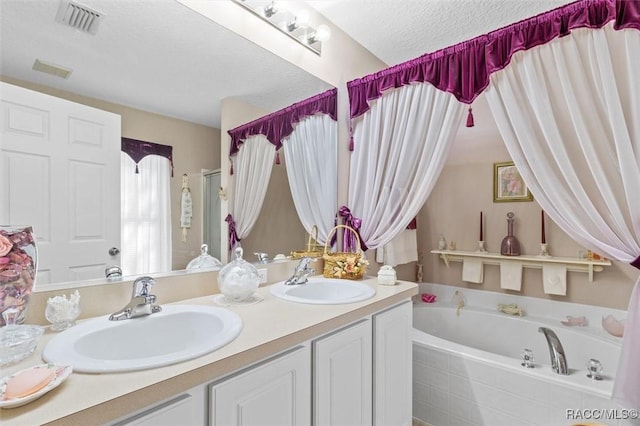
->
xmin=1 ymin=278 xmax=417 ymax=426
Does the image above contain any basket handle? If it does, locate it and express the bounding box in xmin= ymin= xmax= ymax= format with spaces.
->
xmin=306 ymin=225 xmax=319 ymax=251
xmin=324 ymin=225 xmax=362 ymax=255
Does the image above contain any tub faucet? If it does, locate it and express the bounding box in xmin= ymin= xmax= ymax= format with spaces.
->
xmin=284 ymin=257 xmax=315 ymax=286
xmin=538 ymin=327 xmax=569 ymax=375
xmin=452 ymin=290 xmax=465 ymax=316
xmin=254 ymin=252 xmax=270 ymax=264
xmin=109 ymin=276 xmax=162 ymax=321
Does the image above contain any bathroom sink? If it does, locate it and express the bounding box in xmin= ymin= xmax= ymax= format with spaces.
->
xmin=42 ymin=305 xmax=242 ymax=373
xmin=270 ymin=277 xmax=375 ymax=304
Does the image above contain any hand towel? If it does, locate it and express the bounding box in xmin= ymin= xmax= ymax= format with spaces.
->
xmin=543 ymin=263 xmax=567 ymax=295
xmin=500 ymin=261 xmax=523 ymax=291
xmin=462 ymin=258 xmax=484 ymax=283
xmin=375 ymin=229 xmax=417 ymax=266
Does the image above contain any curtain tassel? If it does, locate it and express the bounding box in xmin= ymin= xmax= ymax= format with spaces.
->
xmin=230 ymin=160 xmax=234 ymax=176
xmin=135 ymin=163 xmax=139 ymax=174
xmin=466 ymin=107 xmax=475 ymax=127
xmin=349 ymin=136 xmax=354 ymax=151
xmin=275 ymin=151 xmax=281 ymax=165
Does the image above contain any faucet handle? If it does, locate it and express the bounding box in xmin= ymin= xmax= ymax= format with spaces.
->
xmin=133 ymin=276 xmax=155 ymax=297
xmin=586 ymin=358 xmax=603 ymax=380
xmin=521 ymin=348 xmax=535 ymax=368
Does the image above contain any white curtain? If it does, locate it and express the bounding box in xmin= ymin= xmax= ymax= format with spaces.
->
xmin=282 ymin=113 xmax=337 ymax=245
xmin=121 ymin=153 xmax=172 ymax=276
xmin=231 ymin=134 xmax=275 ymax=240
xmin=485 ymin=25 xmax=640 ymax=409
xmin=349 ymin=82 xmax=466 ymax=249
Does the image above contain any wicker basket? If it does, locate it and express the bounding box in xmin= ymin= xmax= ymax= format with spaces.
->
xmin=290 ymin=225 xmax=323 ymax=259
xmin=322 ymin=225 xmax=367 ymax=280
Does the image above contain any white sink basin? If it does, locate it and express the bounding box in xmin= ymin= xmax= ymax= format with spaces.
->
xmin=270 ymin=277 xmax=375 ymax=304
xmin=42 ymin=305 xmax=242 ymax=373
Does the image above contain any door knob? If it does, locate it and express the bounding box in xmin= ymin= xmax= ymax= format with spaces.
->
xmin=109 ymin=247 xmax=120 ymax=256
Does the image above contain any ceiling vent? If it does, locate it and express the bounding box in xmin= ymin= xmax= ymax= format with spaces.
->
xmin=32 ymin=59 xmax=73 ymax=79
xmin=55 ymin=0 xmax=104 ymax=35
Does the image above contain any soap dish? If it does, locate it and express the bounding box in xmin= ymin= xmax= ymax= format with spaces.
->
xmin=0 ymin=364 xmax=72 ymax=408
xmin=213 ymin=293 xmax=263 ymax=307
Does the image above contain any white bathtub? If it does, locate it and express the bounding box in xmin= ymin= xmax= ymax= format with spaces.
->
xmin=412 ymin=284 xmax=632 ymax=426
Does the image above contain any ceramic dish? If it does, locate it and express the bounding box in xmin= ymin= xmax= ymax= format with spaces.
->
xmin=0 ymin=363 xmax=72 ymax=408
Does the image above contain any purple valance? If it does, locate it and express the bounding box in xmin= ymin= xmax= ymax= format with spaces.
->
xmin=122 ymin=137 xmax=174 ymax=175
xmin=228 ymin=88 xmax=337 ymax=156
xmin=348 ymin=0 xmax=638 ymax=119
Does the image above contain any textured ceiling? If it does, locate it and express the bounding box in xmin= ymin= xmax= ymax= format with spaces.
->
xmin=306 ymin=0 xmax=576 ymax=67
xmin=1 ymin=0 xmax=576 ymax=129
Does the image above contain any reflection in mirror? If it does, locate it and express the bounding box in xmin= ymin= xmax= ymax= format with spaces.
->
xmin=226 ymin=89 xmax=338 ymax=260
xmin=0 ymin=0 xmax=332 ymax=289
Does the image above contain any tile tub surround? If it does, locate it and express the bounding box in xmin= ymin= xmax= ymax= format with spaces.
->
xmin=0 ymin=278 xmax=417 ymax=425
xmin=412 ymin=283 xmax=633 ymax=426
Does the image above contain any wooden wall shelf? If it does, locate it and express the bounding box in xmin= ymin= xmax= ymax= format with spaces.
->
xmin=430 ymin=250 xmax=611 ymax=282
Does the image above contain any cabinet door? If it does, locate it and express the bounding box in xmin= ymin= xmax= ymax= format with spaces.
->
xmin=313 ymin=319 xmax=372 ymax=426
xmin=373 ymin=301 xmax=412 ymax=426
xmin=210 ymin=345 xmax=311 ymax=426
xmin=109 ymin=386 xmax=206 ymax=426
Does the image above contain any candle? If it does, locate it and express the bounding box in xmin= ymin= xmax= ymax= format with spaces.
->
xmin=480 ymin=211 xmax=483 ymax=241
xmin=541 ymin=210 xmax=546 ymax=244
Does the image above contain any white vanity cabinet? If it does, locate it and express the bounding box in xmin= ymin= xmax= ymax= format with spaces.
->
xmin=373 ymin=301 xmax=413 ymax=426
xmin=313 ymin=319 xmax=373 ymax=425
xmin=76 ymin=299 xmax=413 ymax=426
xmin=209 ymin=345 xmax=311 ymax=426
xmin=108 ymin=385 xmax=206 ymax=426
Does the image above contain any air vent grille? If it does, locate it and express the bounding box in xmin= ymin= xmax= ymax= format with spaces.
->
xmin=55 ymin=0 xmax=103 ymax=35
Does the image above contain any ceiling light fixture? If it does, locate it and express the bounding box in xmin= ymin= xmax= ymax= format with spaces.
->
xmin=231 ymin=0 xmax=330 ymax=56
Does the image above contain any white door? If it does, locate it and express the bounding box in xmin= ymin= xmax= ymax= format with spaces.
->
xmin=373 ymin=301 xmax=412 ymax=426
xmin=313 ymin=319 xmax=372 ymax=426
xmin=0 ymin=82 xmax=121 ymax=286
xmin=209 ymin=345 xmax=311 ymax=426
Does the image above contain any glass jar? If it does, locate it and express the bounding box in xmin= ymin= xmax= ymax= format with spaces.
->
xmin=217 ymin=247 xmax=260 ymax=302
xmin=186 ymin=244 xmax=222 ymax=272
xmin=0 ymin=226 xmax=37 ymax=325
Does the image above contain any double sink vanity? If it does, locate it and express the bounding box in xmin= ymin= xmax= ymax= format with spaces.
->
xmin=1 ymin=263 xmax=417 ymax=426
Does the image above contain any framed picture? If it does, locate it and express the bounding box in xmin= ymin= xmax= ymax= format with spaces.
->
xmin=493 ymin=161 xmax=533 ymax=202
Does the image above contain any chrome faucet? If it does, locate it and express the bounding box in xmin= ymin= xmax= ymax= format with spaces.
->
xmin=109 ymin=276 xmax=162 ymax=321
xmin=284 ymin=258 xmax=315 ymax=286
xmin=538 ymin=327 xmax=569 ymax=375
xmin=254 ymin=252 xmax=270 ymax=264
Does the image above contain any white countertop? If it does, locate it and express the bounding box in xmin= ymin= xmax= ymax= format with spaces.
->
xmin=1 ymin=278 xmax=417 ymax=426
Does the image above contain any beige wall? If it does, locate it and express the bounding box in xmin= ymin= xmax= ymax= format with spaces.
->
xmin=240 ymin=152 xmax=307 ymax=259
xmin=417 ymin=94 xmax=636 ymax=310
xmin=1 ymin=76 xmax=221 ymax=271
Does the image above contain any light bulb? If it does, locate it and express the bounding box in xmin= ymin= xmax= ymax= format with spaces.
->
xmin=295 ymin=10 xmax=310 ymax=27
xmin=315 ymin=24 xmax=331 ymax=42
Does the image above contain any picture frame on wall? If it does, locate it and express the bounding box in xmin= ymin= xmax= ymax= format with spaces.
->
xmin=493 ymin=161 xmax=534 ymax=202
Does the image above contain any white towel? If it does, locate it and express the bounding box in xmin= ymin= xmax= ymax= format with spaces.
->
xmin=500 ymin=261 xmax=523 ymax=291
xmin=543 ymin=264 xmax=567 ymax=295
xmin=375 ymin=229 xmax=417 ymax=266
xmin=462 ymin=258 xmax=484 ymax=283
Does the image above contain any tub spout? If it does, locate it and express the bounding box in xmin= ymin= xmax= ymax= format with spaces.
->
xmin=538 ymin=327 xmax=569 ymax=375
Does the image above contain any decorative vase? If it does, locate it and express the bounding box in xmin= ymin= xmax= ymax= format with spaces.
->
xmin=500 ymin=212 xmax=521 ymax=256
xmin=0 ymin=226 xmax=37 ymax=325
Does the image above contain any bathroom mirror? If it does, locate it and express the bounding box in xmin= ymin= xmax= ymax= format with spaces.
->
xmin=0 ymin=0 xmax=332 ymax=289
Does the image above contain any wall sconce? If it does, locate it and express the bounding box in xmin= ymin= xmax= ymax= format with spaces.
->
xmin=232 ymin=0 xmax=331 ymax=56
